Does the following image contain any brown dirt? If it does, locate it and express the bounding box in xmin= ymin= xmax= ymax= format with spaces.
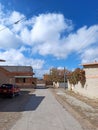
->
xmin=0 ymin=88 xmax=35 ymax=130
xmin=65 ymin=90 xmax=98 ymax=108
xmin=50 ymin=88 xmax=98 ymax=130
xmin=64 ymin=89 xmax=98 ymax=129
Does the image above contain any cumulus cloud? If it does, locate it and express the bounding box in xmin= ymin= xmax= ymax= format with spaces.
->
xmin=20 ymin=28 xmax=31 ymax=45
xmin=0 ymin=25 xmax=22 ymax=49
xmin=0 ymin=5 xmax=24 ymax=50
xmin=0 ymin=2 xmax=98 ymax=69
xmin=0 ymin=49 xmax=44 ymax=69
xmin=31 ymin=13 xmax=73 ymax=43
xmin=28 ymin=13 xmax=74 ymax=58
xmin=25 ymin=13 xmax=98 ymax=61
xmin=81 ymin=48 xmax=98 ymax=63
xmin=9 ymin=11 xmax=26 ymax=33
xmin=66 ymin=25 xmax=98 ymax=52
xmin=30 ymin=24 xmax=98 ymax=59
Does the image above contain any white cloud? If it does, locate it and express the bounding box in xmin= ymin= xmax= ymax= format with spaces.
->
xmin=0 ymin=2 xmax=98 ymax=68
xmin=81 ymin=48 xmax=98 ymax=63
xmin=0 ymin=25 xmax=22 ymax=49
xmin=20 ymin=28 xmax=31 ymax=45
xmin=0 ymin=3 xmax=8 ymax=25
xmin=27 ymin=13 xmax=73 ymax=58
xmin=32 ymin=24 xmax=98 ymax=58
xmin=0 ymin=6 xmax=24 ymax=50
xmin=28 ymin=13 xmax=98 ymax=60
xmin=31 ymin=13 xmax=73 ymax=43
xmin=0 ymin=49 xmax=45 ymax=69
xmin=9 ymin=11 xmax=26 ymax=33
xmin=9 ymin=11 xmax=24 ymax=23
xmin=66 ymin=25 xmax=98 ymax=53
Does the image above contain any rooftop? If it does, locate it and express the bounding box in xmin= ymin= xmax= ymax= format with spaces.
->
xmin=81 ymin=62 xmax=98 ymax=66
xmin=0 ymin=66 xmax=33 ymax=72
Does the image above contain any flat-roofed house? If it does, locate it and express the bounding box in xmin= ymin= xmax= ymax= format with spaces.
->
xmin=68 ymin=62 xmax=98 ymax=99
xmin=0 ymin=66 xmax=36 ymax=88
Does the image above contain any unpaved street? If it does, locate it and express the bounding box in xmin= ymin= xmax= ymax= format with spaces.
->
xmin=10 ymin=88 xmax=84 ymax=130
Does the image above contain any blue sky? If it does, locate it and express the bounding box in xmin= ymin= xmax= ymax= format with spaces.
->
xmin=0 ymin=0 xmax=98 ymax=77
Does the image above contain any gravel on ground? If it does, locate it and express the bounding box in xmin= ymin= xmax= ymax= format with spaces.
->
xmin=51 ymin=88 xmax=98 ymax=130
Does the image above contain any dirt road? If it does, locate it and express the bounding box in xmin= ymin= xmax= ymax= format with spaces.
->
xmin=0 ymin=88 xmax=96 ymax=130
xmin=52 ymin=88 xmax=98 ymax=130
xmin=9 ymin=88 xmax=84 ymax=130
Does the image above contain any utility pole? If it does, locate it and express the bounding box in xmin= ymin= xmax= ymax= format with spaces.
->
xmin=64 ymin=67 xmax=66 ymax=88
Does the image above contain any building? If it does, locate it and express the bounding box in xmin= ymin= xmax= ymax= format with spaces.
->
xmin=0 ymin=66 xmax=37 ymax=88
xmin=68 ymin=62 xmax=98 ymax=99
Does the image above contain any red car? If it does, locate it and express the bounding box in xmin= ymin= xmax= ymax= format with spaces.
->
xmin=0 ymin=84 xmax=20 ymax=98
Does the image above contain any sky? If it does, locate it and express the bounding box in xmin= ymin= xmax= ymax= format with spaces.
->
xmin=0 ymin=0 xmax=98 ymax=77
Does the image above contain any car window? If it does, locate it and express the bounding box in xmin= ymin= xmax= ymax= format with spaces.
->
xmin=1 ymin=84 xmax=13 ymax=89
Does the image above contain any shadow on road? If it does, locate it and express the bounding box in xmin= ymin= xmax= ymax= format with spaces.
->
xmin=25 ymin=94 xmax=45 ymax=111
xmin=0 ymin=89 xmax=45 ymax=112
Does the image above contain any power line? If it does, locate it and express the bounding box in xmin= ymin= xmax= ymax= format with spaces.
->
xmin=0 ymin=6 xmax=43 ymax=32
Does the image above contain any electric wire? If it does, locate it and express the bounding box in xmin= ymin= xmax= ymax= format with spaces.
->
xmin=0 ymin=6 xmax=43 ymax=32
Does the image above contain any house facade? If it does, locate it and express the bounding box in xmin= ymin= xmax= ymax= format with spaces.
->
xmin=68 ymin=62 xmax=98 ymax=99
xmin=0 ymin=66 xmax=37 ymax=88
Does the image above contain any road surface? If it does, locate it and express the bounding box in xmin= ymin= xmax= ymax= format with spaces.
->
xmin=10 ymin=88 xmax=84 ymax=130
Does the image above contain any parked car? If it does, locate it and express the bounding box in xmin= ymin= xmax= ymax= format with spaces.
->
xmin=0 ymin=84 xmax=20 ymax=98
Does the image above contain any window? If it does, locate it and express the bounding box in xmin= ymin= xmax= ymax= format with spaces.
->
xmin=15 ymin=78 xmax=26 ymax=83
xmin=23 ymin=78 xmax=25 ymax=83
